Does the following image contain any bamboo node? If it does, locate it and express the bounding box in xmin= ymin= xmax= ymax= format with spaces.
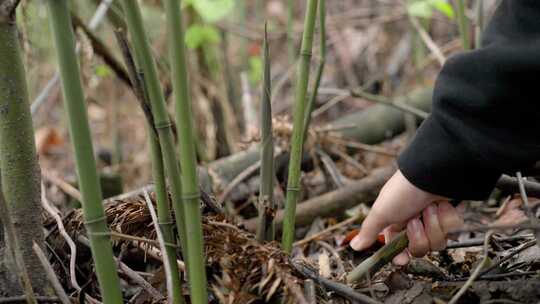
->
xmin=154 ymin=121 xmax=173 ymax=130
xmin=181 ymin=192 xmax=200 ymax=200
xmin=286 ymin=186 xmax=301 ymax=193
xmin=158 ymin=220 xmax=174 ymax=226
xmin=299 ymin=50 xmax=313 ymax=57
xmin=83 ymin=215 xmax=107 ymax=226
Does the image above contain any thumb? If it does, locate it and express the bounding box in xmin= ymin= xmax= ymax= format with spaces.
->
xmin=350 ymin=211 xmax=387 ymax=251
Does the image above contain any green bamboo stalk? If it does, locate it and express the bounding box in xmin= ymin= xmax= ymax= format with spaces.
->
xmin=0 ymin=4 xmax=48 ymax=294
xmin=119 ymin=0 xmax=189 ymax=262
xmin=114 ymin=30 xmax=184 ymax=304
xmin=281 ymin=0 xmax=320 ymax=253
xmin=45 ymin=0 xmax=122 ymax=302
xmin=346 ymin=231 xmax=409 ymax=283
xmin=238 ymin=0 xmax=249 ymax=71
xmin=163 ymin=0 xmax=208 ymax=303
xmin=257 ymin=25 xmax=276 ymax=242
xmin=255 ymin=0 xmax=264 ymax=19
xmin=149 ymin=133 xmax=185 ymax=304
xmin=303 ymin=0 xmax=326 ymax=136
xmin=455 ymin=0 xmax=470 ymax=50
xmin=287 ymin=0 xmax=296 ymax=63
xmin=474 ymin=0 xmax=483 ymax=49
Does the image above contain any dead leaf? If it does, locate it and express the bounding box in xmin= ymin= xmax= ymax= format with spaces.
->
xmin=35 ymin=127 xmax=63 ymax=155
xmin=318 ymin=251 xmax=331 ymax=278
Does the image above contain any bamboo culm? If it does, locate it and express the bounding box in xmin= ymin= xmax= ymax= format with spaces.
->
xmin=287 ymin=0 xmax=296 ymax=63
xmin=455 ymin=0 xmax=470 ymax=50
xmin=115 ymin=29 xmax=185 ymax=304
xmin=46 ymin=0 xmax=123 ymax=302
xmin=119 ymin=0 xmax=190 ymax=266
xmin=163 ymin=0 xmax=209 ymax=302
xmin=0 ymin=5 xmax=48 ymax=294
xmin=282 ymin=0 xmax=320 ymax=252
xmin=303 ymin=0 xmax=326 ymax=137
xmin=257 ymin=25 xmax=276 ymax=242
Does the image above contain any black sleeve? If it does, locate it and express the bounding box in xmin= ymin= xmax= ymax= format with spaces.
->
xmin=397 ymin=0 xmax=540 ymax=200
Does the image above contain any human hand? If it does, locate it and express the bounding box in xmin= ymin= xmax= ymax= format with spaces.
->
xmin=350 ymin=170 xmax=464 ymax=265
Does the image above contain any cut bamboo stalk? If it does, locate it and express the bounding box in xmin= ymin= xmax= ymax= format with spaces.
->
xmin=45 ymin=0 xmax=122 ymax=301
xmin=346 ymin=231 xmax=408 ymax=283
xmin=164 ymin=0 xmax=208 ymax=302
xmin=282 ymin=0 xmax=320 ymax=252
xmin=257 ymin=25 xmax=276 ymax=242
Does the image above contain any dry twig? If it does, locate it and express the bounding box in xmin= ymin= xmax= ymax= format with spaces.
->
xmin=32 ymin=242 xmax=71 ymax=304
xmin=448 ymin=231 xmax=494 ymax=304
xmin=40 ymin=183 xmax=81 ymax=291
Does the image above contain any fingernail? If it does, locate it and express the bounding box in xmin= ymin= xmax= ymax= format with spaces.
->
xmin=408 ymin=218 xmax=422 ymax=237
xmin=350 ymin=236 xmax=367 ymax=251
xmin=426 ymin=204 xmax=437 ymax=217
xmin=438 ymin=201 xmax=452 ymax=213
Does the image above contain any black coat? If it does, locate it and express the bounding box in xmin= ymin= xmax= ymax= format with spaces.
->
xmin=398 ymin=0 xmax=540 ymax=199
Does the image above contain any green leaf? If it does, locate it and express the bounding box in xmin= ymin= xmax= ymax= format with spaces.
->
xmin=94 ymin=64 xmax=112 ymax=78
xmin=185 ymin=0 xmax=234 ymax=23
xmin=407 ymin=0 xmax=454 ymax=19
xmin=185 ymin=24 xmax=221 ymax=49
xmin=430 ymin=0 xmax=454 ymax=19
xmin=248 ymin=56 xmax=263 ymax=84
xmin=407 ymin=1 xmax=433 ymax=19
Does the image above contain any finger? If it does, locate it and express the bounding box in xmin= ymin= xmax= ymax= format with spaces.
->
xmin=437 ymin=201 xmax=464 ymax=235
xmin=350 ymin=208 xmax=388 ymax=251
xmin=407 ymin=218 xmax=429 ymax=257
xmin=423 ymin=204 xmax=446 ymax=251
xmin=393 ymin=250 xmax=410 ymax=266
xmin=383 ymin=223 xmax=406 ymax=244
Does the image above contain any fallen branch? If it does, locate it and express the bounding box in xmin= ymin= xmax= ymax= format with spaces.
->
xmin=244 ymin=166 xmax=394 ymax=231
xmin=478 ymin=239 xmax=536 ymax=279
xmin=107 ymin=87 xmax=434 ymax=202
xmin=447 ymin=234 xmax=533 ymax=249
xmin=516 ymin=171 xmax=540 ymax=246
xmin=292 ymin=261 xmax=383 ymax=304
xmin=497 ymin=174 xmax=540 ymax=199
xmin=294 ymin=211 xmax=365 ymax=247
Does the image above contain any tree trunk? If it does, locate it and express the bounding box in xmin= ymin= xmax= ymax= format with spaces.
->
xmin=0 ymin=6 xmax=48 ymax=295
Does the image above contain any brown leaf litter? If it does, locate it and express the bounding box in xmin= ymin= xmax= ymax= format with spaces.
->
xmin=58 ymin=193 xmax=309 ymax=303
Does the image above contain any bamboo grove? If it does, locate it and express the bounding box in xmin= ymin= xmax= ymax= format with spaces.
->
xmin=0 ymin=0 xmax=410 ymax=304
